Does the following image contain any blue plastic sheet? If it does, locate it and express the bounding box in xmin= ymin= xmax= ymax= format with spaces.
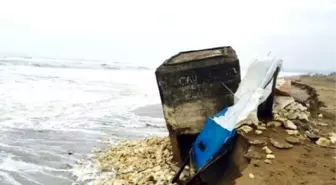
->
xmin=191 ymin=106 xmax=236 ymax=170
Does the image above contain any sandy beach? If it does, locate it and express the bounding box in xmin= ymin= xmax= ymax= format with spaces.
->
xmin=234 ymin=74 xmax=336 ymax=185
xmin=76 ymin=74 xmax=335 ymax=185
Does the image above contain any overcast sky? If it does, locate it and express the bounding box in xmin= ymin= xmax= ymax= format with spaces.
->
xmin=0 ymin=0 xmax=335 ymax=71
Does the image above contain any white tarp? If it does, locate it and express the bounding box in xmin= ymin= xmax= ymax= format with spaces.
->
xmin=213 ymin=57 xmax=283 ymax=131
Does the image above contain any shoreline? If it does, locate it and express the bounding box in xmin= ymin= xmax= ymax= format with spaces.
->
xmin=72 ymin=74 xmax=336 ymax=185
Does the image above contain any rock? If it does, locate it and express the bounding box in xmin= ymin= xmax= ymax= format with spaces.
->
xmin=257 ymin=126 xmax=267 ymax=130
xmin=306 ymin=103 xmax=310 ymax=108
xmin=309 ymin=127 xmax=320 ymax=134
xmin=275 ymin=79 xmax=292 ymax=96
xmin=238 ymin=125 xmax=253 ymax=134
xmin=318 ymin=113 xmax=323 ymax=118
xmin=295 ymin=103 xmax=308 ymax=111
xmin=270 ymin=138 xmax=293 ymax=149
xmin=329 ymin=133 xmax=336 ymax=144
xmin=286 ymin=136 xmax=301 ymax=145
xmin=298 ymin=112 xmax=309 ymax=121
xmin=113 ymin=179 xmax=130 ymax=185
xmin=267 ymin=121 xmax=282 ymax=127
xmin=249 ymin=139 xmax=267 ymax=146
xmin=297 ymin=134 xmax=309 ymax=141
xmin=249 ymin=173 xmax=255 ymax=179
xmin=266 ymin=154 xmax=275 ymax=159
xmin=264 ymin=159 xmax=272 ymax=164
xmin=293 ymin=120 xmax=310 ymax=130
xmin=273 ymin=114 xmax=281 ymax=121
xmin=305 ymin=131 xmax=319 ymax=140
xmin=274 ymin=96 xmax=295 ymax=111
xmin=255 ymin=130 xmax=263 ymax=135
xmin=262 ymin=146 xmax=273 ymax=154
xmin=280 ymin=111 xmax=289 ymax=118
xmin=286 ymin=130 xmax=299 ymax=136
xmin=283 ymin=120 xmax=297 ymax=130
xmin=316 ymin=137 xmax=331 ymax=147
xmin=317 ymin=122 xmax=328 ymax=127
xmin=287 ymin=112 xmax=299 ymax=120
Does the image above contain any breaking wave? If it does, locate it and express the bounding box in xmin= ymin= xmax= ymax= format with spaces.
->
xmin=0 ymin=57 xmax=151 ymax=71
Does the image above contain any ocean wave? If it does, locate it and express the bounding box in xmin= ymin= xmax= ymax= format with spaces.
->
xmin=0 ymin=57 xmax=151 ymax=71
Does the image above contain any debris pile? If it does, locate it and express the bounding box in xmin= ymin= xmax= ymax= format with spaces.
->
xmin=94 ymin=137 xmax=195 ymax=185
xmin=236 ymin=79 xmax=336 ymax=170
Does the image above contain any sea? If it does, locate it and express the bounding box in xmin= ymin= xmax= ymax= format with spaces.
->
xmin=0 ymin=57 xmax=301 ymax=185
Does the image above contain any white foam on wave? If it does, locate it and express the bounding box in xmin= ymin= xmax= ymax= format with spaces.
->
xmin=0 ymin=171 xmax=22 ymax=185
xmin=71 ymin=159 xmax=114 ymax=185
xmin=0 ymin=153 xmax=71 ymax=185
xmin=0 ymin=66 xmax=160 ymax=131
xmin=0 ymin=154 xmax=67 ymax=173
xmin=0 ymin=56 xmax=151 ymax=71
xmin=0 ymin=143 xmax=40 ymax=157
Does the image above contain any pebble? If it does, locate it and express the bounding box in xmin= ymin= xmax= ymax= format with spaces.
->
xmin=329 ymin=133 xmax=336 ymax=144
xmin=294 ymin=120 xmax=310 ymax=130
xmin=317 ymin=122 xmax=328 ymax=127
xmin=287 ymin=112 xmax=299 ymax=120
xmin=249 ymin=139 xmax=267 ymax=146
xmin=262 ymin=146 xmax=272 ymax=154
xmin=249 ymin=173 xmax=255 ymax=179
xmin=274 ymin=96 xmax=295 ymax=110
xmin=255 ymin=130 xmax=263 ymax=135
xmin=264 ymin=159 xmax=272 ymax=164
xmin=266 ymin=154 xmax=275 ymax=159
xmin=238 ymin=125 xmax=253 ymax=134
xmin=273 ymin=114 xmax=281 ymax=121
xmin=316 ymin=137 xmax=331 ymax=147
xmin=286 ymin=130 xmax=299 ymax=136
xmin=113 ymin=179 xmax=130 ymax=185
xmin=286 ymin=136 xmax=301 ymax=145
xmin=318 ymin=113 xmax=323 ymax=118
xmin=270 ymin=138 xmax=293 ymax=149
xmin=283 ymin=120 xmax=297 ymax=130
xmin=305 ymin=131 xmax=319 ymax=140
xmin=267 ymin=121 xmax=282 ymax=127
xmin=298 ymin=112 xmax=309 ymax=121
xmin=257 ymin=126 xmax=267 ymax=130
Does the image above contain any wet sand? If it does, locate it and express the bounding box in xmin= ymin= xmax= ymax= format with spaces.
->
xmin=132 ymin=104 xmax=164 ymax=118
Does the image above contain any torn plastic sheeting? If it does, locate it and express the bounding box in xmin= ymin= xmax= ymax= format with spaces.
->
xmin=218 ymin=58 xmax=283 ymax=130
xmin=191 ymin=57 xmax=283 ymax=170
